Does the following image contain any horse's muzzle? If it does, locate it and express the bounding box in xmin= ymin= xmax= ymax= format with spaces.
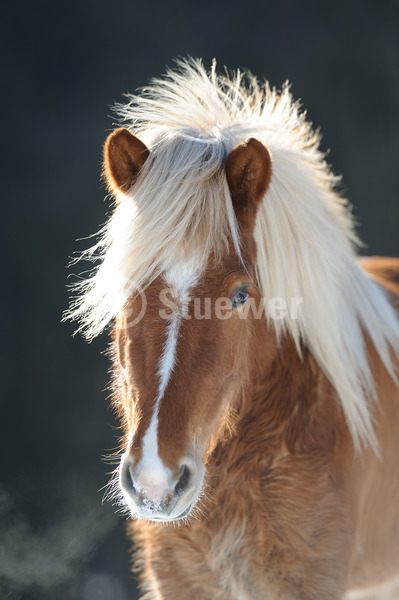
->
xmin=119 ymin=453 xmax=204 ymax=522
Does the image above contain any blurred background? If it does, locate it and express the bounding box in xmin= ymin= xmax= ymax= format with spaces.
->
xmin=1 ymin=0 xmax=398 ymax=598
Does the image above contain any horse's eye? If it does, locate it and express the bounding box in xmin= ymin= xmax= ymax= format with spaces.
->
xmin=231 ymin=290 xmax=249 ymax=308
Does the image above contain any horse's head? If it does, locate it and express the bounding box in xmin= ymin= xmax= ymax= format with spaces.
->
xmin=106 ymin=128 xmax=272 ymax=522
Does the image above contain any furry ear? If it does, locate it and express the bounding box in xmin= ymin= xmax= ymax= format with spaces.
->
xmin=103 ymin=128 xmax=149 ymax=194
xmin=226 ymin=138 xmax=272 ymax=230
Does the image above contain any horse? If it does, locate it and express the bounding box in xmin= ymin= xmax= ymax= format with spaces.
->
xmin=67 ymin=59 xmax=399 ymax=599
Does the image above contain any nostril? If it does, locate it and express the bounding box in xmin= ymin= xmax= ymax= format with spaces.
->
xmin=121 ymin=460 xmax=138 ymax=496
xmin=175 ymin=464 xmax=191 ymax=496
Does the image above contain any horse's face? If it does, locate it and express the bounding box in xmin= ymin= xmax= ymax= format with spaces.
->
xmin=107 ymin=129 xmax=272 ymax=521
xmin=116 ymin=243 xmax=264 ymax=521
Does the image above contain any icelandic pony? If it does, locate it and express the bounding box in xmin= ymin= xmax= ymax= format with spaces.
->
xmin=67 ymin=60 xmax=399 ymax=599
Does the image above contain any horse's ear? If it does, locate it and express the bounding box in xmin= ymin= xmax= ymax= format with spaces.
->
xmin=225 ymin=138 xmax=272 ymax=230
xmin=103 ymin=128 xmax=150 ymax=194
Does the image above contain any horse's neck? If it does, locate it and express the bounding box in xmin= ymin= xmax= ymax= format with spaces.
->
xmin=241 ymin=259 xmax=399 ymax=453
xmin=239 ymin=332 xmax=347 ymax=454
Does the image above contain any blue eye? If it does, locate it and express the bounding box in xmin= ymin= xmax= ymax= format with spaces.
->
xmin=231 ymin=289 xmax=249 ymax=308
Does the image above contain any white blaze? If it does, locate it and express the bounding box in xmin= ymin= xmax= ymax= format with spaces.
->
xmin=137 ymin=261 xmax=199 ymax=497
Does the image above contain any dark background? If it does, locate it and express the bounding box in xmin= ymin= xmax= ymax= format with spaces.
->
xmin=1 ymin=1 xmax=398 ymax=599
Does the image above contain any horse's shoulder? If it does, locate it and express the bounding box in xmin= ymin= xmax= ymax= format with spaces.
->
xmin=359 ymin=256 xmax=399 ymax=298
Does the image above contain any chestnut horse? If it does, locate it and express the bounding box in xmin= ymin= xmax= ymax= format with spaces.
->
xmin=68 ymin=60 xmax=399 ymax=599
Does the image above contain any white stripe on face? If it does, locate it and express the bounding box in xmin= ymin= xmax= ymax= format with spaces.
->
xmin=137 ymin=261 xmax=199 ymax=496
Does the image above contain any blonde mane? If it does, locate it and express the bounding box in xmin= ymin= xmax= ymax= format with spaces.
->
xmin=67 ymin=58 xmax=399 ymax=450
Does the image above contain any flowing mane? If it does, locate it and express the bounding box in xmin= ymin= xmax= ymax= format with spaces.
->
xmin=67 ymin=58 xmax=399 ymax=450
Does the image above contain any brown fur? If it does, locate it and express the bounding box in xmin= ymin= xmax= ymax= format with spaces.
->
xmin=119 ymin=260 xmax=399 ymax=600
xmin=106 ymin=135 xmax=399 ymax=599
